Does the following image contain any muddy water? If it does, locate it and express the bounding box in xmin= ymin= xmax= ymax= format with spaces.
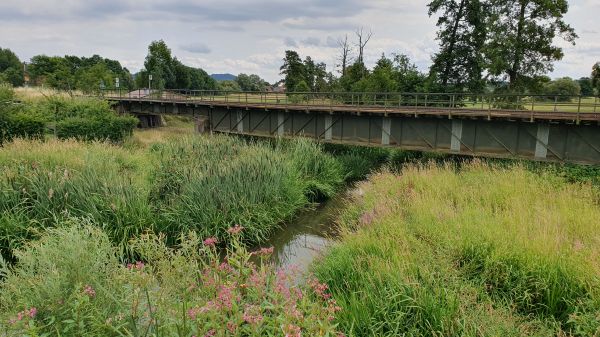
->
xmin=259 ymin=193 xmax=347 ymax=273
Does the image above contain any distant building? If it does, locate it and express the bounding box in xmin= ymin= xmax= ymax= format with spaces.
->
xmin=268 ymin=81 xmax=286 ymax=93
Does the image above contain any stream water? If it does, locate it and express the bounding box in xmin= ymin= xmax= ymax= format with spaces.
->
xmin=258 ymin=193 xmax=347 ymax=273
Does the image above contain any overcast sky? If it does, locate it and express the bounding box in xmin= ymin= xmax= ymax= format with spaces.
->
xmin=1 ymin=0 xmax=598 ymax=83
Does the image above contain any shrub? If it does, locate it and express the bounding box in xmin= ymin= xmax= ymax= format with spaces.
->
xmin=0 ymin=223 xmax=342 ymax=337
xmin=56 ymin=115 xmax=138 ymax=142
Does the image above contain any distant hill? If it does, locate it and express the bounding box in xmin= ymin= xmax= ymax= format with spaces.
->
xmin=211 ymin=73 xmax=236 ymax=81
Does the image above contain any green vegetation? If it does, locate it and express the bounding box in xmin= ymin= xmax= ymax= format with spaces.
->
xmin=0 ymin=83 xmax=45 ymax=144
xmin=0 ymin=135 xmax=344 ymax=259
xmin=28 ymin=54 xmax=134 ymax=92
xmin=1 ymin=85 xmax=140 ymax=143
xmin=314 ymin=163 xmax=600 ymax=336
xmin=0 ymin=47 xmax=24 ymax=87
xmin=0 ymin=223 xmax=342 ymax=336
xmin=135 ymin=40 xmax=216 ymax=90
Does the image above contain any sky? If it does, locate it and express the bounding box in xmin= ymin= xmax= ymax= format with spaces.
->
xmin=0 ymin=0 xmax=598 ymax=83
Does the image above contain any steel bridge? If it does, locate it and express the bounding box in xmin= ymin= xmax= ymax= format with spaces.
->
xmin=102 ymin=89 xmax=600 ymax=165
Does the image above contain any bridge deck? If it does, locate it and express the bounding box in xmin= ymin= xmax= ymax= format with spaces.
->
xmin=106 ymin=95 xmax=600 ymax=124
xmin=109 ymin=91 xmax=600 ymax=165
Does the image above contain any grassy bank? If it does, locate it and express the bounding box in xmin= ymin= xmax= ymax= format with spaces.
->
xmin=314 ymin=162 xmax=600 ymax=336
xmin=0 ymin=134 xmax=344 ymax=259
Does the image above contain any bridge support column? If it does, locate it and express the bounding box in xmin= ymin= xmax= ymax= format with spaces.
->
xmin=382 ymin=117 xmax=391 ymax=145
xmin=535 ymin=124 xmax=550 ymax=159
xmin=277 ymin=112 xmax=284 ymax=136
xmin=324 ymin=115 xmax=332 ymax=141
xmin=451 ymin=120 xmax=463 ymax=152
xmin=236 ymin=110 xmax=244 ymax=133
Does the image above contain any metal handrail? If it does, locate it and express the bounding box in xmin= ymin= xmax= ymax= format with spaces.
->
xmin=95 ymin=89 xmax=600 ymax=115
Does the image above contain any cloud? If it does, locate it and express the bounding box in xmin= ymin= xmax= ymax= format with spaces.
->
xmin=284 ymin=37 xmax=298 ymax=48
xmin=0 ymin=0 xmax=597 ymax=82
xmin=301 ymin=37 xmax=321 ymax=46
xmin=180 ymin=43 xmax=211 ymax=54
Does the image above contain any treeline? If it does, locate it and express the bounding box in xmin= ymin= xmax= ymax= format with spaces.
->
xmin=280 ymin=0 xmax=600 ymax=96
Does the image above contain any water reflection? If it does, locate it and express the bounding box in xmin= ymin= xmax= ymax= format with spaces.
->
xmin=259 ymin=194 xmax=346 ymax=273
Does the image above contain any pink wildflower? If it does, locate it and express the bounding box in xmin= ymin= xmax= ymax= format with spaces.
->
xmin=227 ymin=225 xmax=244 ymax=234
xmin=127 ymin=261 xmax=145 ymax=270
xmin=204 ymin=329 xmax=216 ymax=337
xmin=28 ymin=307 xmax=37 ymax=318
xmin=203 ymin=237 xmax=218 ymax=247
xmin=242 ymin=305 xmax=264 ymax=325
xmin=284 ymin=324 xmax=301 ymax=337
xmin=83 ymin=284 xmax=96 ymax=298
xmin=227 ymin=321 xmax=238 ymax=333
xmin=252 ymin=247 xmax=274 ymax=256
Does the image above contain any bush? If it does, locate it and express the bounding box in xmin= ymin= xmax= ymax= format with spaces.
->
xmin=56 ymin=115 xmax=138 ymax=142
xmin=0 ymin=223 xmax=342 ymax=337
xmin=1 ymin=88 xmax=45 ymax=144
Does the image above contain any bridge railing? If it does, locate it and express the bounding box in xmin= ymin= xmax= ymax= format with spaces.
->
xmin=98 ymin=89 xmax=600 ymax=115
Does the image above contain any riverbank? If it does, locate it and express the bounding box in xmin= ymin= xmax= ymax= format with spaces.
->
xmin=314 ymin=162 xmax=600 ymax=336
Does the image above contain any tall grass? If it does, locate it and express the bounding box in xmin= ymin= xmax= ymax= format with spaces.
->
xmin=314 ymin=162 xmax=600 ymax=336
xmin=0 ymin=135 xmax=345 ymax=258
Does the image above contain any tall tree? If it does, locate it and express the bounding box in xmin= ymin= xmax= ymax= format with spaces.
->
xmin=280 ymin=50 xmax=305 ymax=92
xmin=144 ymin=40 xmax=176 ymax=89
xmin=428 ymin=0 xmax=487 ymax=92
xmin=303 ymin=57 xmax=316 ymax=91
xmin=485 ymin=0 xmax=577 ymax=91
xmin=337 ymin=35 xmax=351 ymax=76
xmin=355 ymin=27 xmax=373 ymax=67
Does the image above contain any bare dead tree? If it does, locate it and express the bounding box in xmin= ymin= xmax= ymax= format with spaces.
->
xmin=355 ymin=27 xmax=373 ymax=65
xmin=337 ymin=35 xmax=351 ymax=76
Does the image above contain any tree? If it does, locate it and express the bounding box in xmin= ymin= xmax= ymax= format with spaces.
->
xmin=313 ymin=63 xmax=329 ymax=92
xmin=236 ymin=74 xmax=267 ymax=91
xmin=75 ymin=63 xmax=114 ymax=93
xmin=303 ymin=57 xmax=317 ymax=91
xmin=543 ymin=77 xmax=580 ymax=101
xmin=593 ymin=62 xmax=600 ymax=95
xmin=428 ymin=0 xmax=487 ymax=92
xmin=485 ymin=0 xmax=577 ymax=91
xmin=280 ymin=50 xmax=305 ymax=92
xmin=337 ymin=35 xmax=352 ymax=76
xmin=393 ymin=54 xmax=427 ymax=92
xmin=577 ymin=77 xmax=594 ymax=97
xmin=144 ymin=40 xmax=176 ymax=89
xmin=218 ymin=80 xmax=241 ymax=91
xmin=171 ymin=59 xmax=191 ymax=89
xmin=187 ymin=67 xmax=217 ymax=90
xmin=363 ymin=54 xmax=397 ymax=93
xmin=0 ymin=47 xmax=24 ymax=86
xmin=354 ymin=27 xmax=372 ymax=67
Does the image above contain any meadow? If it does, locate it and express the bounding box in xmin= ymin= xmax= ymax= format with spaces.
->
xmin=314 ymin=162 xmax=600 ymax=336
